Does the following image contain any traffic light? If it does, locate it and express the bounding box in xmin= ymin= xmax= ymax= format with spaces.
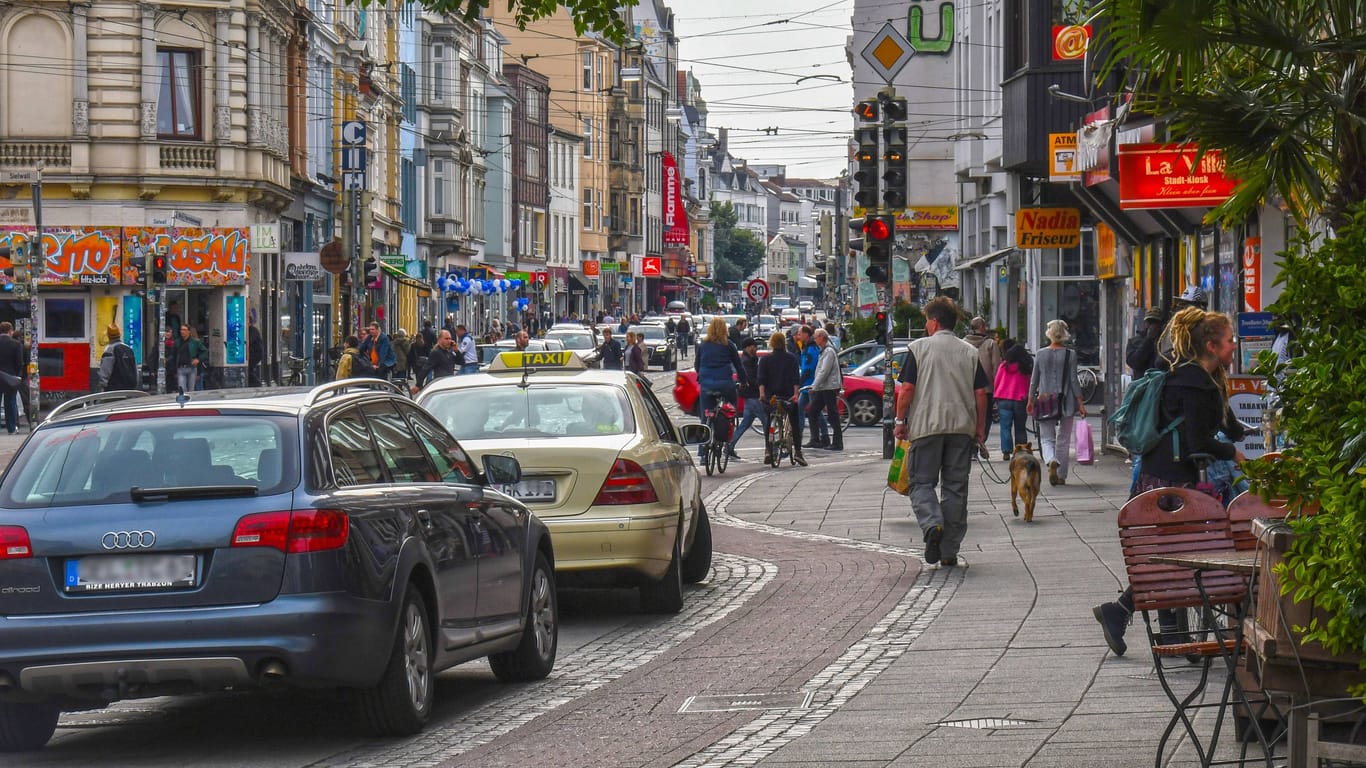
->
xmin=882 ymin=124 xmax=908 ymax=209
xmin=847 ymin=216 xmax=866 ymax=253
xmin=854 ymin=98 xmax=880 ymax=123
xmin=151 ymin=253 xmax=168 ymax=285
xmin=853 ymin=126 xmax=881 ymax=210
xmin=863 ymin=214 xmax=895 ymax=284
xmin=363 ymin=257 xmax=381 ymax=288
xmin=878 ymin=93 xmax=908 ymax=122
xmin=875 ymin=310 xmax=889 ymax=344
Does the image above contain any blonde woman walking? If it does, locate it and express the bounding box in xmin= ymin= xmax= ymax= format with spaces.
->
xmin=1027 ymin=319 xmax=1087 ymax=485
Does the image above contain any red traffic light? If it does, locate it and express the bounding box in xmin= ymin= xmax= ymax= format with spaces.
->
xmin=875 ymin=311 xmax=887 ymax=322
xmin=152 ymin=255 xmax=166 ymax=271
xmin=864 ymin=218 xmax=892 ymax=240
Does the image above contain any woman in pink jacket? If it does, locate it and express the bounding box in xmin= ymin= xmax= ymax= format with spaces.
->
xmin=993 ymin=340 xmax=1032 ymax=460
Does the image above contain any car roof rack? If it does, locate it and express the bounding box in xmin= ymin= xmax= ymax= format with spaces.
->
xmin=43 ymin=390 xmax=152 ymax=424
xmin=304 ymin=378 xmax=408 ymax=406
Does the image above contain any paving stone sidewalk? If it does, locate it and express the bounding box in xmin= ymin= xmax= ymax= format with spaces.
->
xmin=722 ymin=418 xmax=1250 ymax=768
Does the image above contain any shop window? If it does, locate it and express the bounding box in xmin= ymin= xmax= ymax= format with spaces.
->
xmin=42 ymin=296 xmax=87 ymax=341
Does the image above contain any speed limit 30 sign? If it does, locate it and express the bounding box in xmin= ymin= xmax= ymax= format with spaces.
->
xmin=746 ymin=279 xmax=769 ymax=302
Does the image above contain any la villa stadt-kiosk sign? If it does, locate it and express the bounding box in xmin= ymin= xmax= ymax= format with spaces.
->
xmin=1117 ymin=143 xmax=1239 ymax=209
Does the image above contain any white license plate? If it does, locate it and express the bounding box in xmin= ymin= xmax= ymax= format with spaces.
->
xmin=499 ymin=478 xmax=557 ymax=502
xmin=65 ymin=554 xmax=198 ymax=593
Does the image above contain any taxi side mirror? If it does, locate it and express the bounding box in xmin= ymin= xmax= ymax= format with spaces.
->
xmin=482 ymin=454 xmax=522 ymax=485
xmin=679 ymin=423 xmax=710 ymax=445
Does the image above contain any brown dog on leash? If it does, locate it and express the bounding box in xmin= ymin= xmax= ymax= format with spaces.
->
xmin=1009 ymin=443 xmax=1043 ymax=522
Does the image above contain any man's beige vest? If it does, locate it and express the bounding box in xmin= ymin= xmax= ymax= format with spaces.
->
xmin=906 ymin=331 xmax=980 ymax=441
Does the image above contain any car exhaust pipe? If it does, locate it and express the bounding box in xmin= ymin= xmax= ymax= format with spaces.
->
xmin=259 ymin=660 xmax=288 ymax=683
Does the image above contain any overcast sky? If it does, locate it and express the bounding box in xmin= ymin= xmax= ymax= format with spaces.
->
xmin=671 ymin=0 xmax=855 ymax=181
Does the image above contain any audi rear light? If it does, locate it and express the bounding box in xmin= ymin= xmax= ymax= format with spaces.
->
xmin=0 ymin=526 xmax=32 ymax=560
xmin=231 ymin=512 xmax=290 ymax=550
xmin=593 ymin=459 xmax=658 ymax=505
xmin=230 ymin=510 xmax=349 ymax=553
xmin=286 ymin=509 xmax=349 ymax=553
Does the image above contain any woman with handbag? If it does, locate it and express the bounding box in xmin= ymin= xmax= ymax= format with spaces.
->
xmin=1027 ymin=319 xmax=1087 ymax=485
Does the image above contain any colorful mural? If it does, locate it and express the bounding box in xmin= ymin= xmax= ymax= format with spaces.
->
xmin=0 ymin=227 xmax=123 ymax=286
xmin=121 ymin=228 xmax=251 ymax=286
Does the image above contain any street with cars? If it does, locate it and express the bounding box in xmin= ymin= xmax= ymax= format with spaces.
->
xmin=0 ymin=326 xmax=1246 ymax=766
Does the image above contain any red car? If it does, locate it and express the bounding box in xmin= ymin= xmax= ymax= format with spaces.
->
xmin=672 ymin=352 xmax=890 ymax=428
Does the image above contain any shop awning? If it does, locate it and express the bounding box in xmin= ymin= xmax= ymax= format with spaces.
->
xmin=568 ymin=271 xmax=593 ymax=293
xmin=379 ymin=261 xmax=434 ymax=295
xmin=681 ymin=276 xmax=708 ymax=291
xmin=954 ymin=246 xmax=1016 ymax=272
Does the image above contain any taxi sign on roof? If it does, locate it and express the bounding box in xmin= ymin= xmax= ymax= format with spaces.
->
xmin=489 ymin=350 xmax=585 ymax=371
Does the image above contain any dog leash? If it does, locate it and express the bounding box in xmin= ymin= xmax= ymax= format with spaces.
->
xmin=974 ymin=442 xmax=1011 ymax=485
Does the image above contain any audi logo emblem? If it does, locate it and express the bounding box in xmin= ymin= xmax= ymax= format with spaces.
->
xmin=101 ymin=531 xmax=156 ymax=550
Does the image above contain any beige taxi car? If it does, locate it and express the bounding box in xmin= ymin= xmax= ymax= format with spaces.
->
xmin=415 ymin=351 xmax=712 ymax=612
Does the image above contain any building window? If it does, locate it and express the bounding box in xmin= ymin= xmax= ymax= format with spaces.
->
xmin=41 ymin=296 xmax=88 ymax=341
xmin=432 ymin=44 xmax=444 ymax=101
xmin=525 ymin=89 xmax=541 ymax=121
xmin=583 ymin=118 xmax=592 ymax=158
xmin=157 ymin=49 xmax=200 ymax=139
xmin=400 ymin=64 xmax=417 ymax=123
xmin=401 ymin=158 xmax=417 ymax=232
xmin=630 ymin=198 xmax=641 ymax=235
xmin=432 ymin=159 xmax=445 ymax=216
xmin=526 ymin=146 xmax=541 ymax=179
xmin=582 ymin=51 xmax=593 ymax=91
xmin=583 ymin=188 xmax=592 ymax=229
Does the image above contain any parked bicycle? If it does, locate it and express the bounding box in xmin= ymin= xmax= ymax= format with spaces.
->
xmin=284 ymin=355 xmax=308 ymax=386
xmin=699 ymin=390 xmax=738 ymax=476
xmin=750 ymin=390 xmax=850 ymax=435
xmin=1078 ymin=365 xmax=1101 ymax=404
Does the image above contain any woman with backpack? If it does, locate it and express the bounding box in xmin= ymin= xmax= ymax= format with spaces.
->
xmin=1027 ymin=320 xmax=1087 ymax=486
xmin=993 ymin=339 xmax=1032 ymax=461
xmin=1092 ymin=307 xmax=1245 ymax=656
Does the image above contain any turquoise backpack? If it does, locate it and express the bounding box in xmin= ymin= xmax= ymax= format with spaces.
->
xmin=1109 ymin=368 xmax=1184 ymax=456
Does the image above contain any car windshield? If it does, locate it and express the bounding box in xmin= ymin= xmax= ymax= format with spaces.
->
xmin=547 ymin=332 xmax=594 ymax=350
xmin=0 ymin=414 xmax=298 ymax=508
xmin=630 ymin=325 xmax=668 ymax=344
xmin=424 ymin=384 xmax=635 ymax=440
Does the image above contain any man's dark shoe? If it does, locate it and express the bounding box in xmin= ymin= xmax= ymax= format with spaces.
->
xmin=792 ymin=449 xmax=808 ymax=467
xmin=829 ymin=443 xmax=844 ymax=452
xmin=802 ymin=440 xmax=822 ymax=449
xmin=923 ymin=526 xmax=943 ymax=563
xmin=725 ymin=446 xmax=740 ymax=459
xmin=1093 ymin=602 xmax=1130 ymax=656
xmin=941 ymin=556 xmax=957 ymax=567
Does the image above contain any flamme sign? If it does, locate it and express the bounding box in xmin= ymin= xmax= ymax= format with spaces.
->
xmin=662 ymin=152 xmax=690 ymax=245
xmin=1117 ymin=143 xmax=1239 ymax=210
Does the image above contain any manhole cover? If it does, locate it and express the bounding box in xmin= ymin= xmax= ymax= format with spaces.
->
xmin=930 ymin=717 xmax=1038 ymax=729
xmin=679 ymin=692 xmax=814 ymax=713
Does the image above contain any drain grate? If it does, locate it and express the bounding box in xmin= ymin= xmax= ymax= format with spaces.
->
xmin=930 ymin=717 xmax=1038 ymax=729
xmin=679 ymin=691 xmax=814 ymax=713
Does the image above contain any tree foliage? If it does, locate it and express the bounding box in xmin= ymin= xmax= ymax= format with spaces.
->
xmin=710 ymin=202 xmax=765 ymax=284
xmin=361 ymin=0 xmax=636 ymax=45
xmin=1095 ymin=0 xmax=1366 ymax=226
xmin=1241 ymin=203 xmax=1366 ymax=686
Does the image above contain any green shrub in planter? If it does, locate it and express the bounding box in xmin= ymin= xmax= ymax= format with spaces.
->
xmin=1243 ymin=203 xmax=1366 ymax=691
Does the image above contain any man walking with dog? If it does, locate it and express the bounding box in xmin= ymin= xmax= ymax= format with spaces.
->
xmin=892 ymin=296 xmax=990 ymax=567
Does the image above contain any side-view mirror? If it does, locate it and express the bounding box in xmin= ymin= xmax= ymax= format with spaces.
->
xmin=679 ymin=423 xmax=710 ymax=445
xmin=482 ymin=454 xmax=522 ymax=485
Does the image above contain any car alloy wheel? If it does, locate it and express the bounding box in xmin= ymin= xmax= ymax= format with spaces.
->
xmin=848 ymin=393 xmax=881 ymax=427
xmin=402 ymin=600 xmax=431 ymax=712
xmin=530 ymin=564 xmax=555 ymax=658
xmin=489 ymin=552 xmax=558 ymax=682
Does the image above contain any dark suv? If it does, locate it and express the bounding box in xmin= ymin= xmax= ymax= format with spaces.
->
xmin=0 ymin=381 xmax=557 ymax=751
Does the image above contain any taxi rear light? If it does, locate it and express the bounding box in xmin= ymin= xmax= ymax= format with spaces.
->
xmin=593 ymin=459 xmax=658 ymax=505
xmin=107 ymin=409 xmax=221 ymax=421
xmin=0 ymin=526 xmax=32 ymax=560
xmin=231 ymin=510 xmax=349 ymax=553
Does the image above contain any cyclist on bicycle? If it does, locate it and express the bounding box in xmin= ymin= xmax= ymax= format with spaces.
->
xmin=695 ymin=317 xmax=748 ymax=461
xmin=758 ymin=330 xmax=806 ymax=466
xmin=730 ymin=337 xmax=764 ymax=455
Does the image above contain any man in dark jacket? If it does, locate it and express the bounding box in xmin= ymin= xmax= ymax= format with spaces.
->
xmin=729 ymin=337 xmax=764 ymax=456
xmin=597 ymin=328 xmax=624 ymax=370
xmin=247 ymin=318 xmax=264 ymax=386
xmin=0 ymin=322 xmax=24 ymax=433
xmin=413 ymin=329 xmax=458 ymax=389
xmin=358 ymin=323 xmax=397 ymax=379
xmin=1125 ymin=308 xmax=1165 ymax=375
xmin=757 ymin=331 xmax=805 ymax=466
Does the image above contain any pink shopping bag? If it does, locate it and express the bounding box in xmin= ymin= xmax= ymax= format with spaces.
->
xmin=1074 ymin=418 xmax=1095 ymax=465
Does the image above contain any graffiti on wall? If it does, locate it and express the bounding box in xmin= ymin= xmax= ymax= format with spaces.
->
xmin=0 ymin=228 xmax=123 ymax=286
xmin=121 ymin=228 xmax=250 ymax=286
xmin=908 ymin=0 xmax=954 ymax=54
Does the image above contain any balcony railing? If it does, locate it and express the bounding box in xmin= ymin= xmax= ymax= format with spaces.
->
xmin=0 ymin=141 xmax=71 ymax=168
xmin=160 ymin=144 xmax=217 ymax=170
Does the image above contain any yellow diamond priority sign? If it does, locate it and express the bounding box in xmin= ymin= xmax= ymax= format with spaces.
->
xmin=862 ymin=23 xmax=915 ymax=84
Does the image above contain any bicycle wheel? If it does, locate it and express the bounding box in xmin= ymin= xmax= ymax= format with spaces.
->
xmin=716 ymin=435 xmax=729 ymax=474
xmin=1079 ymin=368 xmax=1099 ymax=404
xmin=703 ymin=440 xmax=716 ymax=476
xmin=768 ymin=416 xmax=785 ymax=467
xmin=835 ymin=394 xmax=851 ymax=433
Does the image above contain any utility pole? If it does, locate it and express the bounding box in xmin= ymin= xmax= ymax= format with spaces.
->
xmin=27 ymin=171 xmax=43 ymax=424
xmin=358 ymin=189 xmax=373 ymax=326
